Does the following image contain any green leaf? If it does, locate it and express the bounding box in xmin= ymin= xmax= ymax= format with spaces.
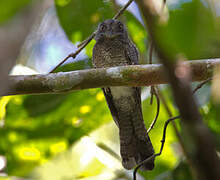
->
xmin=158 ymin=0 xmax=218 ymax=59
xmin=55 ymin=0 xmax=114 ymax=42
xmin=1 ymin=89 xmax=111 ymax=176
xmin=125 ymin=12 xmax=147 ymax=54
xmin=53 ymin=58 xmax=92 ymax=73
xmin=0 ymin=0 xmax=31 ymax=24
xmin=140 ymin=87 xmax=179 ymax=179
xmin=202 ymin=101 xmax=220 ymax=150
xmin=171 ymin=160 xmax=193 ymax=180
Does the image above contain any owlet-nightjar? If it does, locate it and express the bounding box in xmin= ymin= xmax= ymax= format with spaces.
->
xmin=92 ymin=19 xmax=154 ymax=170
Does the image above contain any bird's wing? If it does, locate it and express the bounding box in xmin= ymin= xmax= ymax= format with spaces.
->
xmin=124 ymin=40 xmax=139 ymax=65
xmin=124 ymin=41 xmax=142 ymax=109
xmin=102 ymin=41 xmax=140 ymax=126
xmin=102 ymin=87 xmax=120 ymax=126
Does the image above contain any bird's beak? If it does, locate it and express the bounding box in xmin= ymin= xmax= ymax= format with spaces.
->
xmin=105 ymin=31 xmax=117 ymax=39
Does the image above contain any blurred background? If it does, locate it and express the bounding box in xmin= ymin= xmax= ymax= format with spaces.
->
xmin=0 ymin=0 xmax=220 ymax=179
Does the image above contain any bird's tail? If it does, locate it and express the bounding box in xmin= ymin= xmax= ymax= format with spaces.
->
xmin=135 ymin=134 xmax=155 ymax=170
xmin=121 ymin=134 xmax=154 ymax=170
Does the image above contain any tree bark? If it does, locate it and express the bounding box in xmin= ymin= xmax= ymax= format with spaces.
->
xmin=0 ymin=1 xmax=42 ymax=96
xmin=3 ymin=59 xmax=219 ymax=96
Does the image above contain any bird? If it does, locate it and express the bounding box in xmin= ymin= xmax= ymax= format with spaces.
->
xmin=92 ymin=19 xmax=154 ymax=170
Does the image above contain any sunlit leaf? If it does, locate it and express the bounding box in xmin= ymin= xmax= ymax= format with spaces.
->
xmin=1 ymin=89 xmax=111 ymax=176
xmin=0 ymin=96 xmax=12 ymax=120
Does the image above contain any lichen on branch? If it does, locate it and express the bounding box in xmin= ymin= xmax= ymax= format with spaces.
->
xmin=4 ymin=58 xmax=220 ymax=96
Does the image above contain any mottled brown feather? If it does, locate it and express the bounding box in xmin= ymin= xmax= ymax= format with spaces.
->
xmin=93 ymin=19 xmax=154 ymax=170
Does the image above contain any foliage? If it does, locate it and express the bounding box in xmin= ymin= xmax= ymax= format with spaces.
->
xmin=158 ymin=0 xmax=220 ymax=59
xmin=0 ymin=0 xmax=31 ymax=24
xmin=0 ymin=0 xmax=219 ymax=180
xmin=1 ymin=89 xmax=111 ymax=177
xmin=55 ymin=0 xmax=114 ymax=42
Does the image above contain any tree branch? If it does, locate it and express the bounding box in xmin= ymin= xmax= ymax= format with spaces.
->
xmin=135 ymin=0 xmax=220 ymax=179
xmin=3 ymin=59 xmax=219 ymax=96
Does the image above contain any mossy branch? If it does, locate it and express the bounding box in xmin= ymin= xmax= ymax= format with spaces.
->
xmin=3 ymin=58 xmax=219 ymax=96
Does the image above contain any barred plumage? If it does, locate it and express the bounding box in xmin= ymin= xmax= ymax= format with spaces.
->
xmin=92 ymin=19 xmax=154 ymax=170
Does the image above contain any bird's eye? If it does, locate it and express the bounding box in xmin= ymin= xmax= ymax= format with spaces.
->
xmin=100 ymin=24 xmax=106 ymax=31
xmin=118 ymin=23 xmax=124 ymax=30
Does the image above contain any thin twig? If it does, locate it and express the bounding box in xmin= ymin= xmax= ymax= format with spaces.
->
xmin=133 ymin=116 xmax=180 ymax=180
xmin=149 ymin=86 xmax=154 ymax=105
xmin=149 ymin=0 xmax=165 ymax=104
xmin=111 ymin=0 xmax=127 ymax=24
xmin=157 ymin=87 xmax=197 ymax=178
xmin=193 ymin=77 xmax=212 ymax=94
xmin=135 ymin=1 xmax=168 ymax=178
xmin=78 ymin=0 xmax=134 ymax=48
xmin=111 ymin=0 xmax=121 ymax=13
xmin=49 ymin=54 xmax=71 ymax=73
xmin=156 ymin=88 xmax=172 ymax=116
xmin=77 ymin=31 xmax=97 ymax=48
xmin=78 ymin=0 xmax=134 ymax=49
xmin=135 ymin=0 xmax=220 ymax=176
xmin=133 ymin=77 xmax=213 ymax=180
xmin=137 ymin=0 xmax=220 ymax=175
xmin=147 ymin=28 xmax=160 ymax=131
xmin=148 ymin=41 xmax=154 ymax=65
xmin=50 ymin=0 xmax=134 ymax=73
xmin=113 ymin=0 xmax=134 ymax=20
xmin=147 ymin=87 xmax=160 ymax=133
xmin=148 ymin=41 xmax=154 ymax=104
xmin=148 ymin=21 xmax=155 ymax=106
xmin=49 ymin=38 xmax=93 ymax=73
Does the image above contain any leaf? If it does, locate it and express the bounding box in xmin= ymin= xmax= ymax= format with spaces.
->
xmin=55 ymin=0 xmax=114 ymax=42
xmin=171 ymin=160 xmax=193 ymax=180
xmin=31 ymin=123 xmax=122 ymax=180
xmin=1 ymin=89 xmax=111 ymax=176
xmin=202 ymin=101 xmax=220 ymax=150
xmin=140 ymin=87 xmax=179 ymax=179
xmin=125 ymin=12 xmax=147 ymax=54
xmin=158 ymin=0 xmax=219 ymax=59
xmin=52 ymin=58 xmax=92 ymax=73
xmin=0 ymin=0 xmax=31 ymax=24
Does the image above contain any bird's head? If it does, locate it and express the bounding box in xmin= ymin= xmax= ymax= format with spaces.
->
xmin=95 ymin=19 xmax=128 ymax=42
